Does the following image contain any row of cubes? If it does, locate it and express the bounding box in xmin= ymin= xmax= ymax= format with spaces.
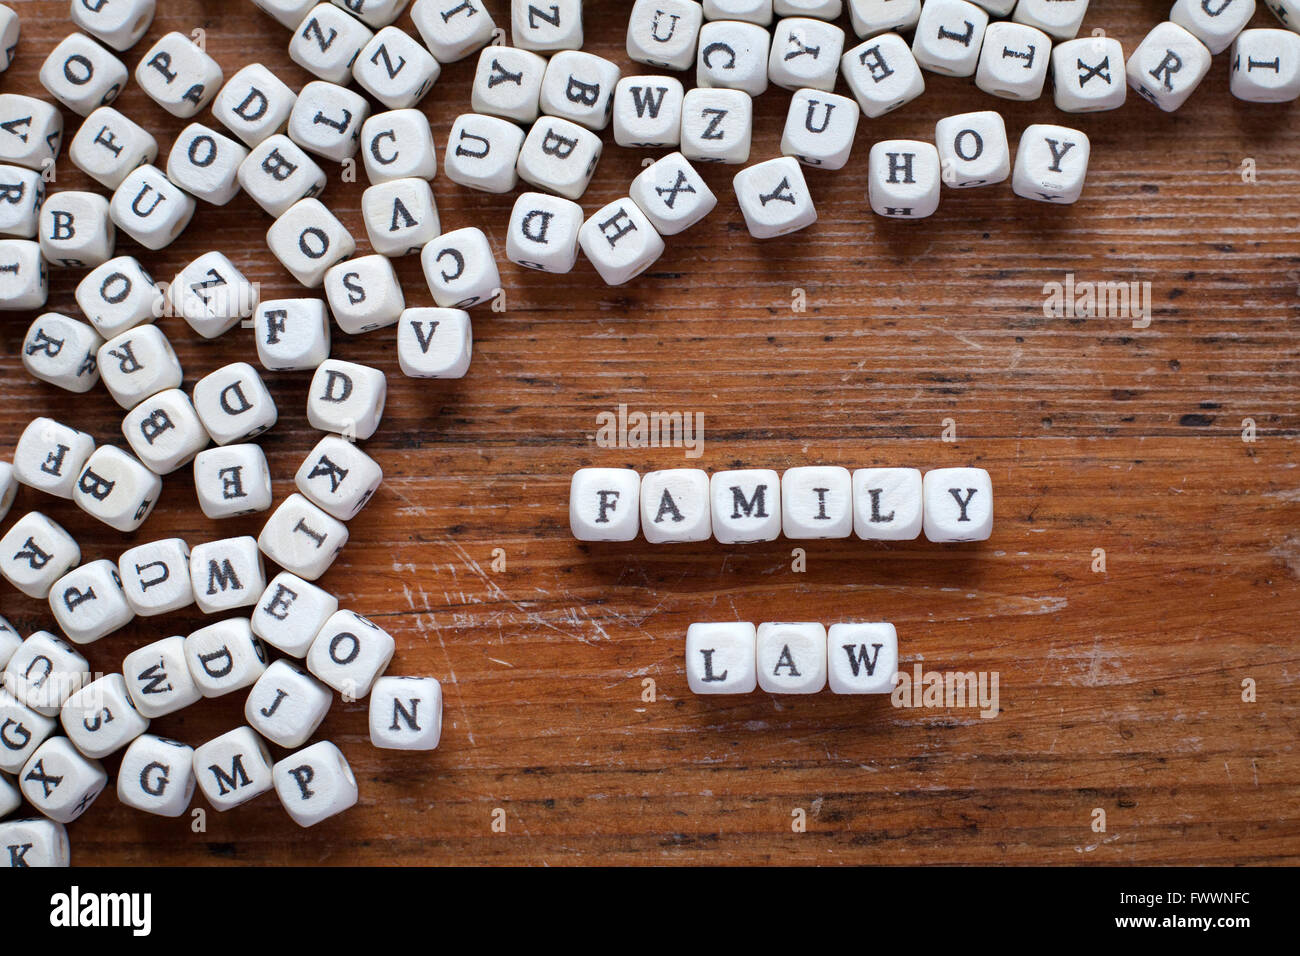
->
xmin=570 ymin=466 xmax=993 ymax=543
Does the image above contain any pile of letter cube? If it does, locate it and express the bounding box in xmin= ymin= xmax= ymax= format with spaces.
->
xmin=0 ymin=0 xmax=1294 ymax=865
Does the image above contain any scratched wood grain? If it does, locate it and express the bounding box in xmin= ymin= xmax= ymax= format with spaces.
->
xmin=0 ymin=0 xmax=1297 ymax=865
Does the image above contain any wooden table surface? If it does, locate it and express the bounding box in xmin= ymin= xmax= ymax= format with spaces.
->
xmin=0 ymin=0 xmax=1297 ymax=866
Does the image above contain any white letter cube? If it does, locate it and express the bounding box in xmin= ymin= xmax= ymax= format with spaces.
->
xmin=629 ymin=152 xmax=716 ymax=235
xmin=628 ymin=0 xmax=704 ymax=70
xmin=192 ymin=726 xmax=273 ymax=811
xmin=397 ymin=307 xmax=472 ymax=379
xmin=1051 ymin=36 xmax=1127 ymax=112
xmin=756 ymin=621 xmax=826 ymax=693
xmin=254 ymin=298 xmax=332 ymax=370
xmin=1126 ymin=21 xmax=1212 ymax=112
xmin=268 ymin=198 xmax=356 ymax=288
xmin=122 ymin=635 xmax=202 ymax=717
xmin=733 ymin=155 xmax=817 ymax=238
xmin=923 ymin=466 xmax=993 ymax=541
xmin=134 ymin=31 xmax=222 ymax=118
xmin=912 ymin=0 xmax=988 ymax=76
xmin=213 ymin=63 xmax=297 ymax=148
xmin=307 ymin=359 xmax=387 ymax=439
xmin=61 ymin=673 xmax=148 ymax=758
xmin=193 ymin=443 xmax=274 ymax=519
xmin=20 ymin=737 xmax=106 ymax=822
xmin=252 ymin=572 xmax=340 ymax=657
xmin=246 ymin=659 xmax=331 ymax=748
xmin=122 ymin=387 xmax=210 ymax=474
xmin=50 ymin=559 xmax=134 ymax=645
xmin=295 ymin=434 xmax=383 ymax=520
xmin=1011 ymin=123 xmax=1090 ymax=204
xmin=686 ymin=622 xmax=757 ymax=694
xmin=869 ymin=139 xmax=941 ymax=217
xmin=935 ymin=110 xmax=1010 ymax=188
xmin=239 ymin=135 xmax=327 ymax=218
xmin=356 ymin=27 xmax=440 ymax=110
xmin=109 ymin=164 xmax=195 ymax=250
xmin=165 ymin=123 xmax=249 ymax=206
xmin=118 ymin=537 xmax=194 ymax=616
xmin=258 ymin=494 xmax=350 ymax=580
xmin=711 ymin=469 xmax=781 ymax=543
xmin=190 ymin=537 xmax=266 ymax=614
xmin=0 ymin=513 xmax=80 ymax=598
xmin=273 ymin=740 xmax=358 ymax=826
xmin=827 ymin=621 xmax=897 ymax=694
xmin=369 ymin=675 xmax=442 ymax=749
xmin=443 ymin=113 xmax=524 ymax=193
xmin=4 ymin=631 xmax=89 ymax=715
xmin=641 ymin=469 xmax=711 ymax=543
xmin=578 ymin=198 xmax=665 ymax=286
xmin=306 ymin=610 xmax=395 ymax=697
xmin=697 ymin=19 xmax=770 ymax=94
xmin=193 ymin=361 xmax=278 ymax=444
xmin=613 ymin=76 xmax=685 ymax=148
xmin=569 ymin=467 xmax=640 ymax=541
xmin=99 ymin=325 xmax=183 ymax=410
xmin=13 ymin=417 xmax=95 ymax=499
xmin=681 ymin=87 xmax=752 ymax=164
xmin=69 ymin=107 xmax=157 ymax=190
xmin=852 ymin=467 xmax=922 ymax=539
xmin=506 ymin=191 xmax=583 ymax=272
xmin=781 ymin=89 xmax=858 ymax=169
xmin=782 ymin=465 xmax=852 ymax=538
xmin=116 ymin=734 xmax=195 ymax=817
xmin=185 ymin=617 xmax=268 ymax=697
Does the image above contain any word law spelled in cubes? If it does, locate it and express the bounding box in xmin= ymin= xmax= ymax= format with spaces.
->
xmin=687 ymin=621 xmax=899 ymax=695
xmin=571 ymin=466 xmax=993 ymax=543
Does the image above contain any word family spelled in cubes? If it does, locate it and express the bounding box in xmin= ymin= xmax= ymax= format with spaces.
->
xmin=688 ymin=621 xmax=898 ymax=695
xmin=571 ymin=466 xmax=993 ymax=543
